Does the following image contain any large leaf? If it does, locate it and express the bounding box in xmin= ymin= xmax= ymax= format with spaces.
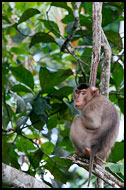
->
xmin=105 ymin=30 xmax=123 ymax=51
xmin=41 ymin=142 xmax=54 ymax=155
xmin=28 ymin=149 xmax=43 ymax=168
xmin=16 ymin=95 xmax=26 ymax=113
xmin=33 ymin=96 xmax=51 ymax=123
xmin=11 ymin=47 xmax=28 ymax=55
xmin=47 ymin=115 xmax=59 ymax=130
xmin=52 ymin=2 xmax=73 ymax=15
xmin=112 ymin=63 xmax=124 ymax=89
xmin=80 ymin=15 xmax=92 ymax=30
xmin=107 ymin=141 xmax=124 ymax=163
xmin=10 ymin=66 xmax=34 ymax=90
xmin=29 ymin=32 xmax=56 ymax=48
xmin=15 ymin=135 xmax=36 ymax=154
xmin=61 ymin=14 xmax=74 ymax=24
xmin=11 ymin=84 xmax=32 ymax=93
xmin=44 ymin=86 xmax=73 ymax=98
xmin=30 ymin=111 xmax=45 ymax=131
xmin=39 ymin=19 xmax=60 ymax=38
xmin=2 ymin=103 xmax=10 ymax=129
xmin=109 ymin=163 xmax=122 ymax=174
xmin=2 ymin=136 xmax=20 ymax=169
xmin=39 ymin=67 xmax=72 ymax=90
xmin=118 ymin=98 xmax=124 ymax=114
xmin=44 ymin=156 xmax=69 ymax=183
xmin=102 ymin=6 xmax=119 ymax=27
xmin=18 ymin=8 xmax=41 ymax=24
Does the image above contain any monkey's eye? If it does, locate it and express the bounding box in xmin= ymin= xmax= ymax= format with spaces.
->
xmin=82 ymin=92 xmax=85 ymax=95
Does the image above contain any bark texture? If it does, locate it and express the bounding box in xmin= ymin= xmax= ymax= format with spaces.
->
xmin=2 ymin=163 xmax=50 ymax=188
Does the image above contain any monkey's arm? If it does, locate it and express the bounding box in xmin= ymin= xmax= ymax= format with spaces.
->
xmin=82 ymin=109 xmax=102 ymax=130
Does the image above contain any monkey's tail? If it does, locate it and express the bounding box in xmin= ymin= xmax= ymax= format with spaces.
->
xmin=88 ymin=151 xmax=95 ymax=186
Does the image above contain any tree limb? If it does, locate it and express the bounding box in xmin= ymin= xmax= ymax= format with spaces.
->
xmin=62 ymin=156 xmax=124 ymax=188
xmin=2 ymin=163 xmax=50 ymax=188
xmin=89 ymin=2 xmax=103 ymax=86
xmin=99 ymin=28 xmax=112 ymax=97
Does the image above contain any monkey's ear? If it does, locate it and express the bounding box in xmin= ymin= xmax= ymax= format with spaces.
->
xmin=91 ymin=87 xmax=99 ymax=96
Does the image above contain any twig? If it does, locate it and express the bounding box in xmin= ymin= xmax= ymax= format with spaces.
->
xmin=73 ymin=45 xmax=92 ymax=49
xmin=46 ymin=3 xmax=89 ymax=68
xmin=21 ymin=134 xmax=68 ymax=168
xmin=61 ymin=2 xmax=81 ymax=52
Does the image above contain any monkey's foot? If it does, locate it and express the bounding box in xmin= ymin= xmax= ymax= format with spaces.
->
xmin=85 ymin=147 xmax=91 ymax=156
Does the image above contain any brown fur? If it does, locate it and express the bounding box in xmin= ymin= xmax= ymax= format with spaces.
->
xmin=70 ymin=84 xmax=119 ymax=186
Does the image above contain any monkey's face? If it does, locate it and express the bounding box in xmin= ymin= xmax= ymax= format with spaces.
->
xmin=74 ymin=89 xmax=88 ymax=109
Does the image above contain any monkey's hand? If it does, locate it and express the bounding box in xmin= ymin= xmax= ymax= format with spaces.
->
xmin=85 ymin=147 xmax=91 ymax=156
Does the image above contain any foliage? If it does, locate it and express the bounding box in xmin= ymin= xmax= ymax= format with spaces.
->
xmin=2 ymin=2 xmax=124 ymax=188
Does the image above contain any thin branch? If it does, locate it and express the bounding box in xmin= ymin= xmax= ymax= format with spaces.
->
xmin=61 ymin=2 xmax=81 ymax=52
xmin=66 ymin=47 xmax=89 ymax=66
xmin=62 ymin=156 xmax=124 ymax=188
xmin=109 ymin=91 xmax=124 ymax=96
xmin=73 ymin=45 xmax=92 ymax=49
xmin=21 ymin=134 xmax=68 ymax=168
xmin=46 ymin=3 xmax=89 ymax=68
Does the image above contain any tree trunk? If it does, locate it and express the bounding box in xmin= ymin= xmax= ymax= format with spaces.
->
xmin=89 ymin=2 xmax=103 ymax=86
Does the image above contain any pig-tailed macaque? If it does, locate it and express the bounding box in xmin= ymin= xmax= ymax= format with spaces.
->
xmin=70 ymin=83 xmax=119 ymax=186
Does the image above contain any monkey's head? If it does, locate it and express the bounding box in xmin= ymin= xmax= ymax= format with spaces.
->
xmin=74 ymin=83 xmax=99 ymax=109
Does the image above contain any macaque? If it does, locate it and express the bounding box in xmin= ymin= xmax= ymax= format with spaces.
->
xmin=70 ymin=83 xmax=119 ymax=186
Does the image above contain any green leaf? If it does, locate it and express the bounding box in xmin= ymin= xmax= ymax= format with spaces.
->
xmin=65 ymin=21 xmax=74 ymax=34
xmin=41 ymin=142 xmax=54 ymax=155
xmin=52 ymin=2 xmax=73 ymax=15
xmin=16 ymin=116 xmax=28 ymax=128
xmin=28 ymin=149 xmax=43 ymax=168
xmin=29 ymin=32 xmax=56 ymax=48
xmin=105 ymin=31 xmax=122 ymax=50
xmin=102 ymin=6 xmax=119 ymax=27
xmin=61 ymin=14 xmax=74 ymax=24
xmin=84 ymin=2 xmax=92 ymax=16
xmin=109 ymin=163 xmax=121 ymax=174
xmin=55 ymin=86 xmax=73 ymax=97
xmin=60 ymin=136 xmax=74 ymax=151
xmin=44 ymin=157 xmax=69 ymax=183
xmin=120 ymin=164 xmax=124 ymax=175
xmin=39 ymin=19 xmax=60 ymax=38
xmin=33 ymin=96 xmax=51 ymax=123
xmin=80 ymin=15 xmax=92 ymax=30
xmin=112 ymin=63 xmax=124 ymax=89
xmin=107 ymin=141 xmax=124 ymax=163
xmin=11 ymin=84 xmax=32 ymax=93
xmin=55 ymin=38 xmax=65 ymax=48
xmin=30 ymin=111 xmax=45 ymax=131
xmin=10 ymin=66 xmax=34 ymax=90
xmin=16 ymin=95 xmax=26 ymax=113
xmin=45 ymin=86 xmax=73 ymax=98
xmin=47 ymin=115 xmax=59 ymax=129
xmin=15 ymin=135 xmax=36 ymax=154
xmin=118 ymin=98 xmax=124 ymax=114
xmin=39 ymin=67 xmax=72 ymax=90
xmin=52 ymin=156 xmax=72 ymax=167
xmin=2 ymin=136 xmax=20 ymax=168
xmin=11 ymin=47 xmax=28 ymax=55
xmin=2 ymin=103 xmax=10 ymax=129
xmin=18 ymin=8 xmax=40 ymax=24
